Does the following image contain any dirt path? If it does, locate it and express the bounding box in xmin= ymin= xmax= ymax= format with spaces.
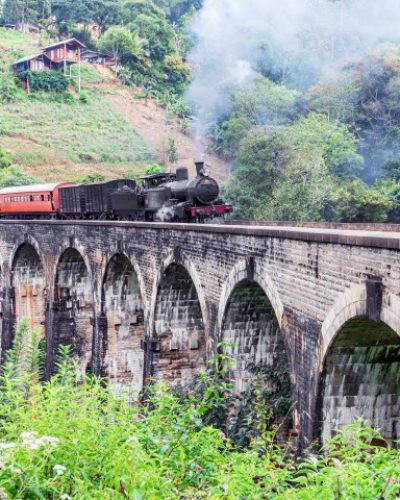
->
xmin=101 ymin=86 xmax=230 ymax=181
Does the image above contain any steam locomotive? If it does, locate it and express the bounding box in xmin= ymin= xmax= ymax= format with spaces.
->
xmin=0 ymin=161 xmax=232 ymax=222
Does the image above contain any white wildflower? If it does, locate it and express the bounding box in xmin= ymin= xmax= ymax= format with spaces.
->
xmin=53 ymin=464 xmax=67 ymax=476
xmin=0 ymin=488 xmax=7 ymax=499
xmin=21 ymin=433 xmax=60 ymax=450
xmin=39 ymin=436 xmax=60 ymax=446
xmin=10 ymin=466 xmax=22 ymax=475
xmin=0 ymin=443 xmax=16 ymax=450
xmin=60 ymin=494 xmax=71 ymax=500
xmin=20 ymin=432 xmax=38 ymax=440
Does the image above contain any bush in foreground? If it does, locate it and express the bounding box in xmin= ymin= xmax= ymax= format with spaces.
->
xmin=0 ymin=324 xmax=399 ymax=498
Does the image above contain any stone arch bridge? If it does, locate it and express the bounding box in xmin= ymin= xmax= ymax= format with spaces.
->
xmin=0 ymin=220 xmax=399 ymax=449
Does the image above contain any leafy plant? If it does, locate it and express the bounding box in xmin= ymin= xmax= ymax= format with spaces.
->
xmin=17 ymin=71 xmax=69 ymax=93
xmin=0 ymin=325 xmax=399 ymax=498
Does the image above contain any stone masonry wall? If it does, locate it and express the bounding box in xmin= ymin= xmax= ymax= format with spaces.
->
xmin=0 ymin=221 xmax=399 ymax=448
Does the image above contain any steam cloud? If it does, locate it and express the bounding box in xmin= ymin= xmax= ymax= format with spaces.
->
xmin=186 ymin=0 xmax=400 ymax=144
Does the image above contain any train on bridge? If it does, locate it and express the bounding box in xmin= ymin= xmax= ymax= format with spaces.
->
xmin=0 ymin=161 xmax=232 ymax=223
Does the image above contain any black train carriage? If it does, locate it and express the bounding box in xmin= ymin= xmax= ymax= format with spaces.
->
xmin=59 ymin=179 xmax=141 ymax=219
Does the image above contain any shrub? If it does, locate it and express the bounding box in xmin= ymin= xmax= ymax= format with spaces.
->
xmin=18 ymin=71 xmax=69 ymax=93
xmin=0 ymin=147 xmax=11 ymax=169
xmin=0 ymin=325 xmax=399 ymax=498
xmin=144 ymin=163 xmax=163 ymax=175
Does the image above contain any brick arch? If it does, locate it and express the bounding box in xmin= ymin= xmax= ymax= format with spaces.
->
xmin=100 ymin=252 xmax=147 ymax=321
xmin=9 ymin=235 xmax=44 ymax=272
xmin=101 ymin=252 xmax=146 ymax=397
xmin=320 ymin=285 xmax=400 ymax=367
xmin=11 ymin=243 xmax=46 ymax=335
xmin=218 ymin=259 xmax=284 ymax=332
xmin=150 ymin=253 xmax=207 ymax=386
xmin=51 ymin=247 xmax=95 ymax=373
xmin=218 ymin=260 xmax=292 ymax=443
xmin=52 ymin=244 xmax=94 ymax=290
xmin=149 ymin=253 xmax=208 ymax=337
xmin=318 ymin=284 xmax=400 ymax=444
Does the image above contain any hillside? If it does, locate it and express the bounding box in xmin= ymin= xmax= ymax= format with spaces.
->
xmin=0 ymin=29 xmax=229 ymax=184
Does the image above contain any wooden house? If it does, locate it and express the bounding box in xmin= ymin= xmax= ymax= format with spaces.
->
xmin=12 ymin=37 xmax=86 ymax=92
xmin=81 ymin=49 xmax=117 ymax=70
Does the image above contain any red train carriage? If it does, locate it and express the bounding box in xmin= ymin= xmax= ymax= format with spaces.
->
xmin=0 ymin=183 xmax=73 ymax=219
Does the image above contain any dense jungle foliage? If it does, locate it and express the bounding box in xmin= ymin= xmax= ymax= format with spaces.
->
xmin=221 ymin=47 xmax=400 ymax=223
xmin=0 ymin=322 xmax=399 ymax=499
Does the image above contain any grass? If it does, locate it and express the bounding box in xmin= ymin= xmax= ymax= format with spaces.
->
xmin=0 ymin=28 xmax=44 ymax=55
xmin=0 ymin=88 xmax=156 ymax=182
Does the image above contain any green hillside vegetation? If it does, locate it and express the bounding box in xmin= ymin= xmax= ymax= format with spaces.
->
xmin=0 ymin=28 xmax=157 ymax=183
xmin=0 ymin=324 xmax=399 ymax=499
xmin=219 ymin=47 xmax=400 ymax=223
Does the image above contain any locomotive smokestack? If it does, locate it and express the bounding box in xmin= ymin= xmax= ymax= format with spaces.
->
xmin=195 ymin=161 xmax=205 ymax=176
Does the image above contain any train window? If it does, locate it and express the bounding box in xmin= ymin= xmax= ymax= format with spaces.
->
xmin=41 ymin=195 xmax=44 ymax=201
xmin=30 ymin=196 xmax=33 ymax=202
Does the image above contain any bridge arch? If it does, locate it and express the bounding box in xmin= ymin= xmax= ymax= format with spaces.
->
xmin=150 ymin=255 xmax=207 ymax=386
xmin=8 ymin=235 xmax=44 ymax=272
xmin=11 ymin=243 xmax=46 ymax=336
xmin=218 ymin=259 xmax=284 ymax=332
xmin=51 ymin=247 xmax=95 ymax=373
xmin=318 ymin=284 xmax=400 ymax=444
xmin=218 ymin=260 xmax=292 ymax=443
xmin=101 ymin=253 xmax=145 ymax=397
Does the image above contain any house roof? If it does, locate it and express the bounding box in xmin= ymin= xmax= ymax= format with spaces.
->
xmin=43 ymin=37 xmax=86 ymax=51
xmin=12 ymin=53 xmax=43 ymax=66
xmin=16 ymin=22 xmax=40 ymax=30
xmin=81 ymin=50 xmax=111 ymax=58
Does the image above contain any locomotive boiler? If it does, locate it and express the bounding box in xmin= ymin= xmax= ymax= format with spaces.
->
xmin=141 ymin=161 xmax=230 ymax=222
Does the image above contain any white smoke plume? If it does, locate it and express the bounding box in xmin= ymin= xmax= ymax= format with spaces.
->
xmin=186 ymin=0 xmax=400 ymax=144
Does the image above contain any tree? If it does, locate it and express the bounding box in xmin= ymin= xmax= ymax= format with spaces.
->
xmin=231 ymin=76 xmax=302 ymax=126
xmin=268 ymin=148 xmax=334 ymax=222
xmin=218 ymin=117 xmax=250 ymax=158
xmin=308 ymin=47 xmax=400 ymax=182
xmin=290 ymin=113 xmax=363 ymax=179
xmin=332 ymin=179 xmax=390 ymax=223
xmin=224 ymin=119 xmax=366 ymax=222
xmin=133 ymin=13 xmax=175 ymax=61
xmin=154 ymin=0 xmax=203 ymax=23
xmin=3 ymin=0 xmax=40 ymax=23
xmin=52 ymin=0 xmax=121 ymax=31
xmin=91 ymin=0 xmax=122 ymax=33
xmin=99 ymin=26 xmax=141 ymax=65
xmin=167 ymin=138 xmax=178 ymax=165
xmin=381 ymin=158 xmax=400 ymax=183
xmin=52 ymin=0 xmax=92 ymax=26
xmin=122 ymin=0 xmax=162 ymax=23
xmin=224 ymin=127 xmax=291 ymax=219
